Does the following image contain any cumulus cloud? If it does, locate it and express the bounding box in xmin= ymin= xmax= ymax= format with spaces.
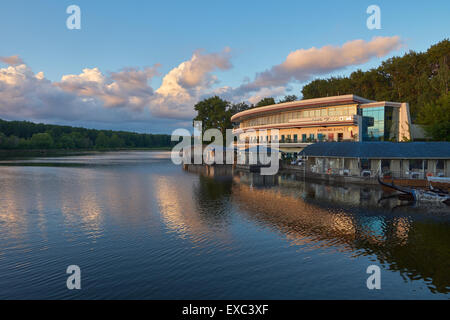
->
xmin=57 ymin=66 xmax=159 ymax=110
xmin=153 ymin=48 xmax=232 ymax=118
xmin=0 ymin=38 xmax=403 ymax=132
xmin=0 ymin=49 xmax=233 ymax=128
xmin=0 ymin=63 xmax=128 ymax=122
xmin=237 ymin=36 xmax=403 ymax=93
xmin=0 ymin=55 xmax=24 ymax=66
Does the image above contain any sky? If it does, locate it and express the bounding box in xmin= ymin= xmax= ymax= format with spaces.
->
xmin=0 ymin=0 xmax=449 ymax=134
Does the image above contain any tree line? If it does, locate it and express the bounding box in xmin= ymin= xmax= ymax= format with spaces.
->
xmin=193 ymin=39 xmax=449 ymax=141
xmin=0 ymin=119 xmax=175 ymax=150
xmin=301 ymin=39 xmax=449 ymax=141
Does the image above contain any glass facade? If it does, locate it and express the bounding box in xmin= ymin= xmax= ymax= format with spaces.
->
xmin=361 ymin=106 xmax=399 ymax=141
xmin=240 ymin=105 xmax=357 ymax=128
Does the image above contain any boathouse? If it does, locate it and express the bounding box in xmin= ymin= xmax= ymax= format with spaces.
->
xmin=299 ymin=142 xmax=450 ymax=179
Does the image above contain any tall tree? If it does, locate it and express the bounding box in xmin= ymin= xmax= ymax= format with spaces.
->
xmin=417 ymin=93 xmax=450 ymax=141
xmin=193 ymin=96 xmax=232 ymax=135
xmin=95 ymin=132 xmax=110 ymax=148
xmin=229 ymin=102 xmax=250 ymax=115
xmin=30 ymin=133 xmax=53 ymax=149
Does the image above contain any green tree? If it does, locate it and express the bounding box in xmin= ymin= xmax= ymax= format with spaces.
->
xmin=109 ymin=134 xmax=125 ymax=148
xmin=278 ymin=95 xmax=298 ymax=103
xmin=255 ymin=97 xmax=275 ymax=107
xmin=70 ymin=132 xmax=92 ymax=148
xmin=59 ymin=134 xmax=75 ymax=149
xmin=418 ymin=93 xmax=450 ymax=141
xmin=0 ymin=132 xmax=6 ymax=148
xmin=95 ymin=132 xmax=110 ymax=148
xmin=30 ymin=133 xmax=53 ymax=149
xmin=229 ymin=102 xmax=250 ymax=115
xmin=0 ymin=118 xmax=175 ymax=150
xmin=193 ymin=96 xmax=232 ymax=135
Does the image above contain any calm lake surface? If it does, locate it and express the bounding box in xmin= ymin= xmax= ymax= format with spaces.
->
xmin=0 ymin=151 xmax=449 ymax=299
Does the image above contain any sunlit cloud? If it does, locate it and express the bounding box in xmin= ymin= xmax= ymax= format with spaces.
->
xmin=57 ymin=66 xmax=160 ymax=110
xmin=0 ymin=37 xmax=403 ymax=131
xmin=236 ymin=36 xmax=403 ymax=93
xmin=0 ymin=55 xmax=24 ymax=66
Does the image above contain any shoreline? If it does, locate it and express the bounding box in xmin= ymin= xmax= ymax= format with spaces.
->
xmin=0 ymin=147 xmax=172 ymax=160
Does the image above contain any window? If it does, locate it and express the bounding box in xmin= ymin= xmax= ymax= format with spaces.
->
xmin=381 ymin=159 xmax=390 ymax=172
xmin=302 ymin=134 xmax=307 ymax=142
xmin=361 ymin=159 xmax=370 ymax=170
xmin=328 ymin=133 xmax=334 ymax=141
xmin=318 ymin=133 xmax=324 ymax=141
xmin=293 ymin=134 xmax=298 ymax=143
xmin=338 ymin=133 xmax=343 ymax=141
xmin=409 ymin=160 xmax=427 ymax=171
xmin=309 ymin=133 xmax=315 ymax=141
xmin=281 ymin=135 xmax=285 ymax=142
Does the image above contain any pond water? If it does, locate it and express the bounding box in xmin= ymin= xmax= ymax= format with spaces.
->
xmin=0 ymin=151 xmax=448 ymax=299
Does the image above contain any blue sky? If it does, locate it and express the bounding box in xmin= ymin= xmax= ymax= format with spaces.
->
xmin=0 ymin=0 xmax=449 ymax=133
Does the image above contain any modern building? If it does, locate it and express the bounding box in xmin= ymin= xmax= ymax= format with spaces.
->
xmin=231 ymin=95 xmax=412 ymax=154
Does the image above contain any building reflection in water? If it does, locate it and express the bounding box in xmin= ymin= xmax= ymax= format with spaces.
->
xmin=184 ymin=166 xmax=450 ymax=294
xmin=1 ymin=158 xmax=449 ymax=297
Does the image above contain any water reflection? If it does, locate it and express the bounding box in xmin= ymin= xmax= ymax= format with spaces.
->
xmin=0 ymin=153 xmax=449 ymax=299
xmin=188 ymin=168 xmax=450 ymax=294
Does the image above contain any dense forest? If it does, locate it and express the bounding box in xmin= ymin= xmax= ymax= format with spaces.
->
xmin=0 ymin=119 xmax=175 ymax=150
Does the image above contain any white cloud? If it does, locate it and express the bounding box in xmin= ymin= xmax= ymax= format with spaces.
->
xmin=237 ymin=36 xmax=403 ymax=93
xmin=247 ymin=87 xmax=287 ymax=105
xmin=152 ymin=48 xmax=233 ymax=118
xmin=0 ymin=55 xmax=24 ymax=66
xmin=0 ymin=49 xmax=233 ymax=127
xmin=57 ymin=66 xmax=159 ymax=110
xmin=0 ymin=38 xmax=404 ymax=132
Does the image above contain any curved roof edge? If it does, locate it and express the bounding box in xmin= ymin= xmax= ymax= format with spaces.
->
xmin=231 ymin=95 xmax=375 ymax=122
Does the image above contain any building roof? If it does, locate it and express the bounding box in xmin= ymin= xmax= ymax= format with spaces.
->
xmin=299 ymin=142 xmax=450 ymax=159
xmin=231 ymin=94 xmax=375 ymax=122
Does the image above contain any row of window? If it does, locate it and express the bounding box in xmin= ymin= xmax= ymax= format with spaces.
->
xmin=243 ymin=133 xmax=345 ymax=143
xmin=240 ymin=105 xmax=357 ymax=128
xmin=361 ymin=159 xmax=446 ymax=171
